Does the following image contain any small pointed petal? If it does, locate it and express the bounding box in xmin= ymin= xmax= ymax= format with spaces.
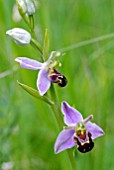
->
xmin=54 ymin=129 xmax=75 ymax=154
xmin=48 ymin=51 xmax=61 ymax=61
xmin=15 ymin=57 xmax=43 ymax=70
xmin=85 ymin=122 xmax=104 ymax=139
xmin=62 ymin=102 xmax=83 ymax=126
xmin=37 ymin=69 xmax=51 ymax=96
xmin=43 ymin=29 xmax=49 ymax=60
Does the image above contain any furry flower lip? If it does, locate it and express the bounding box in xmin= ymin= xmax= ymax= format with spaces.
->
xmin=15 ymin=51 xmax=67 ymax=96
xmin=54 ymin=101 xmax=104 ymax=154
xmin=73 ymin=123 xmax=94 ymax=153
xmin=48 ymin=69 xmax=67 ymax=87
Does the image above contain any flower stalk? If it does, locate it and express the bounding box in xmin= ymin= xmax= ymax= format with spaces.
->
xmin=30 ymin=38 xmax=43 ymax=58
xmin=50 ymin=84 xmax=63 ymax=129
xmin=29 ymin=15 xmax=34 ymax=30
xmin=49 ymin=84 xmax=77 ymax=170
xmin=27 ymin=31 xmax=75 ymax=167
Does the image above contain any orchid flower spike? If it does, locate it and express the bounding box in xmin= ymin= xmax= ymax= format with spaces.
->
xmin=15 ymin=51 xmax=67 ymax=96
xmin=54 ymin=101 xmax=104 ymax=154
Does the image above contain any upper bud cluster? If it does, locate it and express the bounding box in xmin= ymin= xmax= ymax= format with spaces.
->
xmin=16 ymin=0 xmax=36 ymax=16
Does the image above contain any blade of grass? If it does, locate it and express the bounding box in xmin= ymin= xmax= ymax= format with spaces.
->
xmin=59 ymin=33 xmax=114 ymax=53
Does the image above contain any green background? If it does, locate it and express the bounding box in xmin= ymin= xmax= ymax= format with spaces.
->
xmin=0 ymin=0 xmax=114 ymax=169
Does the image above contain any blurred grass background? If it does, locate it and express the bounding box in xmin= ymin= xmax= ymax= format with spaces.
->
xmin=0 ymin=0 xmax=114 ymax=169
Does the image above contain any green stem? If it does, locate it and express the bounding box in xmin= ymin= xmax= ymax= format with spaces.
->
xmin=29 ymin=17 xmax=44 ymax=62
xmin=21 ymin=13 xmax=30 ymax=28
xmin=50 ymin=84 xmax=63 ymax=129
xmin=30 ymin=38 xmax=43 ymax=61
xmin=67 ymin=150 xmax=76 ymax=170
xmin=29 ymin=16 xmax=38 ymax=41
xmin=30 ymin=33 xmax=76 ymax=170
xmin=29 ymin=15 xmax=34 ymax=31
xmin=49 ymin=84 xmax=76 ymax=170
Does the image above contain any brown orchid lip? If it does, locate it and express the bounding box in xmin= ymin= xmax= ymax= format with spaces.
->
xmin=74 ymin=132 xmax=94 ymax=153
xmin=49 ymin=68 xmax=67 ymax=87
xmin=57 ymin=75 xmax=67 ymax=87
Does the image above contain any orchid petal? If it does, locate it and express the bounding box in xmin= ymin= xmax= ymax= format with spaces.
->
xmin=85 ymin=122 xmax=104 ymax=139
xmin=37 ymin=69 xmax=51 ymax=96
xmin=54 ymin=129 xmax=75 ymax=154
xmin=48 ymin=51 xmax=61 ymax=61
xmin=62 ymin=102 xmax=83 ymax=126
xmin=15 ymin=57 xmax=43 ymax=70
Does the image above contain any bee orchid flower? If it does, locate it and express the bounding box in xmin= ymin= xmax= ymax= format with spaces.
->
xmin=54 ymin=101 xmax=104 ymax=154
xmin=15 ymin=51 xmax=67 ymax=96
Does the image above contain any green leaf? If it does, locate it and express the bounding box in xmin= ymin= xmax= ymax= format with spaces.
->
xmin=17 ymin=81 xmax=54 ymax=105
xmin=43 ymin=28 xmax=50 ymax=61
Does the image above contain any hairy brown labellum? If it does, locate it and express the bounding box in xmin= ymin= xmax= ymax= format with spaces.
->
xmin=74 ymin=132 xmax=94 ymax=153
xmin=49 ymin=69 xmax=67 ymax=87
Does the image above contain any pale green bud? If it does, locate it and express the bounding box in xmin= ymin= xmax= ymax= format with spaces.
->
xmin=25 ymin=0 xmax=36 ymax=15
xmin=16 ymin=0 xmax=27 ymax=15
xmin=6 ymin=28 xmax=31 ymax=46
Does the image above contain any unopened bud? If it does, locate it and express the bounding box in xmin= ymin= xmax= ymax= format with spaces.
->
xmin=6 ymin=28 xmax=31 ymax=46
xmin=16 ymin=0 xmax=27 ymax=15
xmin=25 ymin=0 xmax=36 ymax=15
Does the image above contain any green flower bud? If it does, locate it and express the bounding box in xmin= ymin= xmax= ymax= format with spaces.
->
xmin=16 ymin=0 xmax=27 ymax=15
